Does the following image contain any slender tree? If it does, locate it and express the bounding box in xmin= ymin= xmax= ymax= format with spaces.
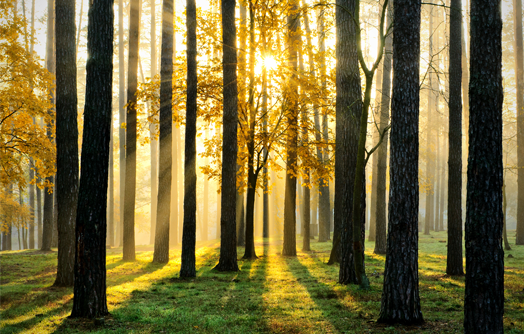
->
xmin=123 ymin=0 xmax=140 ymax=261
xmin=377 ymin=0 xmax=423 ymax=323
xmin=515 ymin=0 xmax=524 ymax=245
xmin=150 ymin=0 xmax=159 ymax=246
xmin=41 ymin=0 xmax=54 ymax=252
xmin=54 ymin=0 xmax=78 ymax=287
xmin=446 ymin=0 xmax=463 ymax=276
xmin=180 ymin=0 xmax=197 ymax=277
xmin=464 ymin=0 xmax=503 ymax=329
xmin=70 ymin=0 xmax=113 ymax=318
xmin=214 ymin=0 xmax=239 ymax=271
xmin=374 ymin=0 xmax=393 ymax=255
xmin=117 ymin=0 xmax=125 ymax=248
xmin=282 ymin=0 xmax=300 ymax=257
xmin=153 ymin=0 xmax=173 ymax=264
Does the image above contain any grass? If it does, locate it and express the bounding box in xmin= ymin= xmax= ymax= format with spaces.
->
xmin=1 ymin=231 xmax=524 ymax=333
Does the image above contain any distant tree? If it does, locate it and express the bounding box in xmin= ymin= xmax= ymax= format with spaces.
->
xmin=117 ymin=0 xmax=125 ymax=248
xmin=515 ymin=0 xmax=524 ymax=245
xmin=377 ymin=0 xmax=423 ymax=324
xmin=464 ymin=0 xmax=504 ymax=330
xmin=123 ymin=0 xmax=140 ymax=261
xmin=335 ymin=0 xmax=362 ymax=285
xmin=180 ymin=0 xmax=197 ymax=278
xmin=282 ymin=0 xmax=300 ymax=257
xmin=373 ymin=0 xmax=392 ymax=256
xmin=446 ymin=0 xmax=464 ymax=276
xmin=70 ymin=0 xmax=113 ymax=318
xmin=54 ymin=0 xmax=78 ymax=287
xmin=153 ymin=0 xmax=173 ymax=264
xmin=150 ymin=0 xmax=159 ymax=246
xmin=41 ymin=0 xmax=55 ymax=252
xmin=214 ymin=0 xmax=239 ymax=271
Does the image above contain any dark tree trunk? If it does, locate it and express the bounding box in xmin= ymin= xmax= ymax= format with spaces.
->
xmin=464 ymin=0 xmax=504 ymax=330
xmin=377 ymin=0 xmax=423 ymax=324
xmin=37 ymin=179 xmax=42 ymax=248
xmin=515 ymin=0 xmax=524 ymax=245
xmin=70 ymin=0 xmax=113 ymax=318
xmin=29 ymin=166 xmax=35 ymax=249
xmin=282 ymin=0 xmax=300 ymax=257
xmin=214 ymin=0 xmax=239 ymax=272
xmin=374 ymin=0 xmax=393 ymax=256
xmin=123 ymin=0 xmax=140 ymax=262
xmin=180 ymin=0 xmax=197 ymax=278
xmin=243 ymin=1 xmax=258 ymax=261
xmin=41 ymin=0 xmax=54 ymax=252
xmin=334 ymin=0 xmax=361 ymax=283
xmin=54 ymin=0 xmax=78 ymax=287
xmin=153 ymin=0 xmax=173 ymax=264
xmin=446 ymin=0 xmax=463 ymax=275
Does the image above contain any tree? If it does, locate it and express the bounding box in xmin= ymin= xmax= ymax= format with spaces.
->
xmin=214 ymin=0 xmax=239 ymax=272
xmin=54 ymin=0 xmax=78 ymax=287
xmin=117 ymin=0 xmax=125 ymax=248
xmin=41 ymin=0 xmax=55 ymax=252
xmin=153 ymin=0 xmax=173 ymax=264
xmin=70 ymin=0 xmax=113 ymax=318
xmin=377 ymin=0 xmax=423 ymax=324
xmin=335 ymin=0 xmax=362 ymax=285
xmin=373 ymin=0 xmax=392 ymax=255
xmin=180 ymin=0 xmax=197 ymax=278
xmin=149 ymin=0 xmax=159 ymax=247
xmin=515 ymin=0 xmax=524 ymax=245
xmin=282 ymin=0 xmax=300 ymax=257
xmin=123 ymin=0 xmax=140 ymax=261
xmin=464 ymin=0 xmax=504 ymax=330
xmin=446 ymin=0 xmax=464 ymax=276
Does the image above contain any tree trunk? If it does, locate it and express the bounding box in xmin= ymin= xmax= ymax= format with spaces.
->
xmin=334 ymin=0 xmax=361 ymax=283
xmin=317 ymin=3 xmax=330 ymax=243
xmin=41 ymin=0 xmax=54 ymax=252
xmin=117 ymin=0 xmax=125 ymax=248
xmin=374 ymin=0 xmax=392 ymax=256
xmin=70 ymin=0 xmax=113 ymax=317
xmin=464 ymin=0 xmax=503 ymax=331
xmin=180 ymin=0 xmax=197 ymax=277
xmin=37 ymin=179 xmax=42 ymax=248
xmin=214 ymin=0 xmax=239 ymax=271
xmin=446 ymin=0 xmax=463 ymax=275
xmin=377 ymin=0 xmax=423 ymax=324
xmin=153 ymin=0 xmax=173 ymax=264
xmin=54 ymin=0 xmax=78 ymax=286
xmin=107 ymin=110 xmax=114 ymax=247
xmin=515 ymin=0 xmax=524 ymax=245
xmin=282 ymin=0 xmax=300 ymax=257
xmin=123 ymin=0 xmax=141 ymax=261
xmin=150 ymin=0 xmax=159 ymax=246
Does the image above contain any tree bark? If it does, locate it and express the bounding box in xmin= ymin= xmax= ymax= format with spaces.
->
xmin=446 ymin=0 xmax=464 ymax=273
xmin=214 ymin=0 xmax=239 ymax=271
xmin=180 ymin=0 xmax=197 ymax=277
xmin=377 ymin=0 xmax=423 ymax=324
xmin=54 ymin=0 xmax=78 ymax=287
xmin=282 ymin=0 xmax=300 ymax=257
xmin=123 ymin=0 xmax=140 ymax=261
xmin=334 ymin=0 xmax=361 ymax=284
xmin=70 ymin=0 xmax=113 ymax=317
xmin=153 ymin=0 xmax=173 ymax=264
xmin=464 ymin=0 xmax=503 ymax=330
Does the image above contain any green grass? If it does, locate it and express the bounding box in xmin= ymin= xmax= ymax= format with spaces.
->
xmin=1 ymin=231 xmax=523 ymax=333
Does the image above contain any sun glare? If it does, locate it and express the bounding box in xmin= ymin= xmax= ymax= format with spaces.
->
xmin=255 ymin=56 xmax=278 ymax=75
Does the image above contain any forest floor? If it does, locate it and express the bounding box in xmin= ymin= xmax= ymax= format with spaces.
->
xmin=1 ymin=231 xmax=524 ymax=333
